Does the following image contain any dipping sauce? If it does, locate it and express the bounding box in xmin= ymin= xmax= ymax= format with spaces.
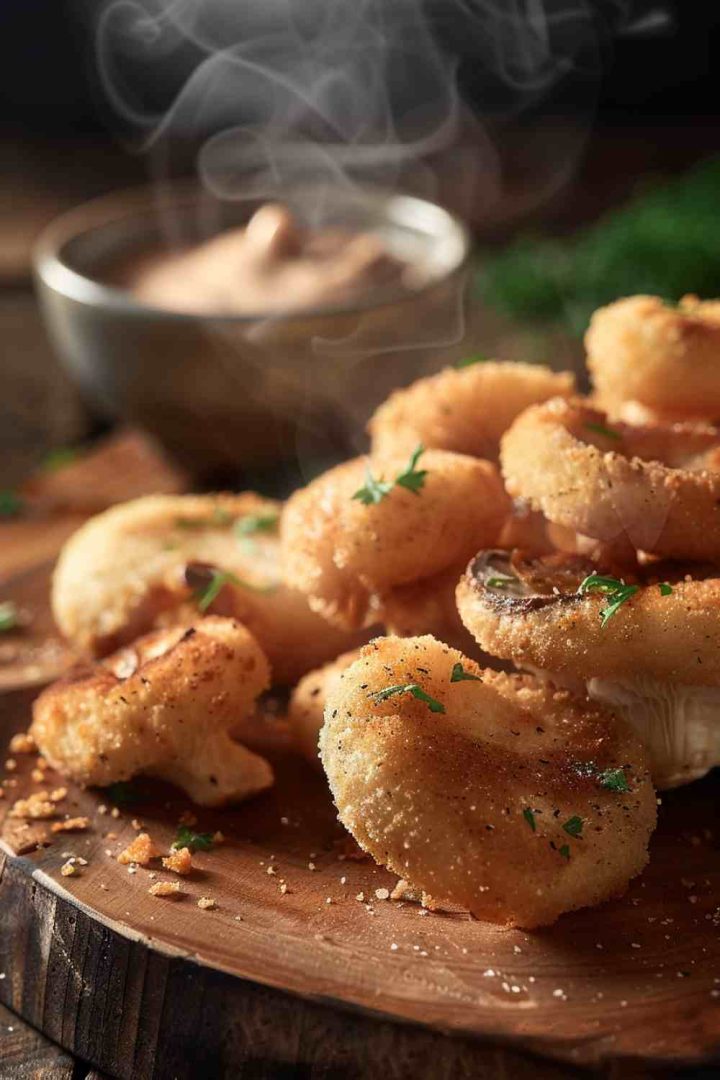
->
xmin=111 ymin=203 xmax=416 ymax=315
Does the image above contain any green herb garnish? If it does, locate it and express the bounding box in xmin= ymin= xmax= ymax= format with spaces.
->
xmin=578 ymin=574 xmax=639 ymax=627
xmin=352 ymin=445 xmax=427 ymax=505
xmin=450 ymin=662 xmax=482 ymax=683
xmin=0 ymin=490 xmax=23 ymax=518
xmin=659 ymin=582 xmax=673 ymax=596
xmin=0 ymin=602 xmax=18 ymax=633
xmin=176 ymin=506 xmax=234 ymax=530
xmin=562 ymin=815 xmax=584 ymax=838
xmin=172 ymin=826 xmax=214 ymax=852
xmin=523 ymin=807 xmax=537 ymax=832
xmin=394 ymin=445 xmax=428 ymax=495
xmin=105 ymin=781 xmax=141 ymax=806
xmin=195 ymin=569 xmax=242 ymax=612
xmin=456 ymin=354 xmax=488 ymax=368
xmin=585 ymin=421 xmax=621 ymax=441
xmin=369 ymin=683 xmax=445 ymax=714
xmin=558 ymin=844 xmax=571 ymax=861
xmin=486 ymin=575 xmax=516 ymax=589
xmin=599 ymin=767 xmax=631 ymax=793
xmin=234 ymin=513 xmax=279 ymax=537
xmin=43 ymin=447 xmax=79 ymax=471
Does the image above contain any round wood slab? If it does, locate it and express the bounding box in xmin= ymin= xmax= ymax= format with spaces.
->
xmin=1 ymin=687 xmax=720 ymax=1078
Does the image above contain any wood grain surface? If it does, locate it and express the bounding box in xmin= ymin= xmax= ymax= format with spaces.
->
xmin=1 ymin=431 xmax=720 ymax=1078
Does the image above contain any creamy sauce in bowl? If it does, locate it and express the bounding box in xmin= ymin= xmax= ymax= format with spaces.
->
xmin=109 ymin=203 xmax=417 ymax=316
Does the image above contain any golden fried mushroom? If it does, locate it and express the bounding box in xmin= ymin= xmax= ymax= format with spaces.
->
xmin=457 ymin=550 xmax=720 ymax=788
xmin=587 ymin=295 xmax=720 ymax=421
xmin=51 ymin=493 xmax=366 ymax=684
xmin=281 ymin=450 xmax=510 ymax=629
xmin=501 ymin=397 xmax=720 ymax=561
xmin=320 ymin=635 xmax=655 ymax=927
xmin=368 ymin=361 xmax=574 ymax=460
xmin=31 ymin=617 xmax=273 ymax=806
xmin=289 ymin=647 xmax=364 ymax=764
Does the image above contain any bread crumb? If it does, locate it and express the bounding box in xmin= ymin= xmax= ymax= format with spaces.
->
xmin=30 ymin=769 xmax=44 ymax=784
xmin=10 ymin=793 xmax=56 ymax=820
xmin=98 ymin=804 xmax=108 ymax=815
xmin=117 ymin=832 xmax=157 ymax=866
xmin=162 ymin=847 xmax=193 ymax=875
xmin=279 ymin=882 xmax=288 ymax=895
xmin=49 ymin=788 xmax=67 ymax=802
xmin=212 ymin=831 xmax=225 ymax=844
xmin=60 ymin=860 xmax=79 ymax=877
xmin=131 ymin=818 xmax=143 ymax=831
xmin=9 ymin=733 xmax=36 ymax=755
xmin=149 ymin=881 xmax=181 ymax=898
xmin=375 ymin=888 xmax=390 ymax=901
xmin=51 ymin=817 xmax=90 ymax=834
xmin=110 ymin=807 xmax=120 ymax=819
xmin=4 ymin=759 xmax=17 ymax=772
xmin=197 ymin=897 xmax=216 ymax=910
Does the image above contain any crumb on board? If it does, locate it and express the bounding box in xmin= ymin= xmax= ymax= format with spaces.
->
xmin=60 ymin=860 xmax=80 ymax=877
xmin=9 ymin=733 xmax=36 ymax=755
xmin=110 ymin=807 xmax=120 ymax=819
xmin=197 ymin=897 xmax=216 ymax=910
xmin=49 ymin=788 xmax=67 ymax=803
xmin=30 ymin=769 xmax=44 ymax=784
xmin=9 ymin=793 xmax=57 ymax=820
xmin=50 ymin=817 xmax=90 ymax=834
xmin=162 ymin=847 xmax=193 ymax=875
xmin=213 ymin=831 xmax=224 ymax=844
xmin=117 ymin=832 xmax=157 ymax=866
xmin=149 ymin=881 xmax=182 ymax=898
xmin=131 ymin=818 xmax=144 ymax=831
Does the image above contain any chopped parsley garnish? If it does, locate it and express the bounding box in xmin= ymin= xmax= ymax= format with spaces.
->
xmin=599 ymin=767 xmax=631 ymax=793
xmin=105 ymin=780 xmax=141 ymax=806
xmin=195 ymin=569 xmax=242 ymax=612
xmin=0 ymin=602 xmax=18 ymax=633
xmin=522 ymin=808 xmax=537 ymax=832
xmin=456 ymin=354 xmax=487 ymax=368
xmin=43 ymin=447 xmax=79 ymax=471
xmin=578 ymin=573 xmax=639 ymax=627
xmin=352 ymin=445 xmax=427 ymax=505
xmin=562 ymin=815 xmax=584 ymax=838
xmin=585 ymin=421 xmax=621 ymax=441
xmin=234 ymin=512 xmax=279 ymax=537
xmin=176 ymin=506 xmax=233 ymax=530
xmin=659 ymin=582 xmax=673 ymax=596
xmin=486 ymin=575 xmax=516 ymax=589
xmin=172 ymin=826 xmax=214 ymax=852
xmin=0 ymin=490 xmax=23 ymax=517
xmin=369 ymin=682 xmax=445 ymax=714
xmin=450 ymin=662 xmax=482 ymax=683
xmin=558 ymin=844 xmax=571 ymax=861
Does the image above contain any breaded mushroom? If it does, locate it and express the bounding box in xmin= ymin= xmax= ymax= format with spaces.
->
xmin=368 ymin=361 xmax=574 ymax=460
xmin=281 ymin=450 xmax=510 ymax=629
xmin=51 ymin=493 xmax=366 ymax=684
xmin=31 ymin=617 xmax=273 ymax=806
xmin=289 ymin=647 xmax=364 ymax=764
xmin=320 ymin=635 xmax=656 ymax=928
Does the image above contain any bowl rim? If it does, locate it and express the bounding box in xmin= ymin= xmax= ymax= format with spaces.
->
xmin=33 ymin=181 xmax=471 ymax=324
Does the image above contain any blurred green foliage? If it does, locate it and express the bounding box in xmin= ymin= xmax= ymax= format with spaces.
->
xmin=477 ymin=157 xmax=720 ymax=336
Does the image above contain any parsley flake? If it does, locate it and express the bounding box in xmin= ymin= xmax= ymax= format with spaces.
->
xmin=523 ymin=808 xmax=537 ymax=832
xmin=43 ymin=447 xmax=79 ymax=471
xmin=486 ymin=575 xmax=516 ymax=589
xmin=450 ymin=662 xmax=482 ymax=683
xmin=585 ymin=421 xmax=621 ymax=441
xmin=578 ymin=573 xmax=639 ymax=627
xmin=172 ymin=826 xmax=214 ymax=852
xmin=352 ymin=446 xmax=428 ymax=504
xmin=562 ymin=815 xmax=583 ymax=838
xmin=195 ymin=569 xmax=242 ymax=612
xmin=0 ymin=490 xmax=23 ymax=518
xmin=456 ymin=354 xmax=487 ymax=368
xmin=659 ymin=582 xmax=673 ymax=596
xmin=558 ymin=844 xmax=571 ymax=861
xmin=369 ymin=683 xmax=445 ymax=714
xmin=599 ymin=767 xmax=631 ymax=793
xmin=234 ymin=512 xmax=279 ymax=537
xmin=0 ymin=602 xmax=18 ymax=633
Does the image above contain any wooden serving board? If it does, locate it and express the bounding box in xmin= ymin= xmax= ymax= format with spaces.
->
xmin=1 ymin=434 xmax=720 ymax=1078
